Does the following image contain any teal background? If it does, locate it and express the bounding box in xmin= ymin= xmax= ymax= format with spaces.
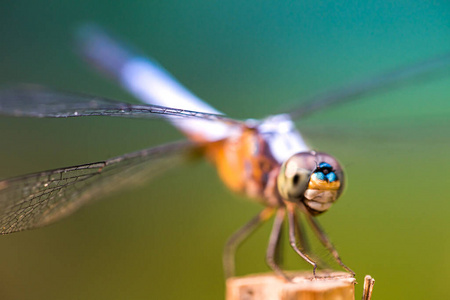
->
xmin=1 ymin=1 xmax=450 ymax=299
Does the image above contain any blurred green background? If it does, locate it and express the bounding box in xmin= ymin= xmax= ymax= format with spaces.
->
xmin=1 ymin=1 xmax=450 ymax=299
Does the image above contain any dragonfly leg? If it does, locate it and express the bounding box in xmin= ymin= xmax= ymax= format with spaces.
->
xmin=294 ymin=211 xmax=331 ymax=270
xmin=223 ymin=207 xmax=275 ymax=279
xmin=293 ymin=211 xmax=309 ymax=253
xmin=286 ymin=203 xmax=318 ymax=276
xmin=266 ymin=208 xmax=290 ymax=280
xmin=303 ymin=208 xmax=355 ymax=276
xmin=274 ymin=210 xmax=285 ymax=268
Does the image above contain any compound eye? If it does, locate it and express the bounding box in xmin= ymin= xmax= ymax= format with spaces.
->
xmin=277 ymin=157 xmax=311 ymax=201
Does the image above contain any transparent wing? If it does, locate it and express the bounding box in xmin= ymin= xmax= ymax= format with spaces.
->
xmin=0 ymin=140 xmax=196 ymax=234
xmin=287 ymin=51 xmax=450 ymax=120
xmin=0 ymin=86 xmax=236 ymax=122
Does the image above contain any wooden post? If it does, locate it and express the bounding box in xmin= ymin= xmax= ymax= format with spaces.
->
xmin=226 ymin=271 xmax=359 ymax=300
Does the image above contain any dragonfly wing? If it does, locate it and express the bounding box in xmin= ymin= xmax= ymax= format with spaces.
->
xmin=286 ymin=52 xmax=450 ymax=120
xmin=76 ymin=24 xmax=231 ymax=141
xmin=0 ymin=86 xmax=234 ymax=122
xmin=0 ymin=140 xmax=197 ymax=234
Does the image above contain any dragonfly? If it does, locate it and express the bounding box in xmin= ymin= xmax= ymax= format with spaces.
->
xmin=0 ymin=25 xmax=449 ymax=280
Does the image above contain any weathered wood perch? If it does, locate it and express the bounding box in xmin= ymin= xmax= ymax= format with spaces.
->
xmin=227 ymin=271 xmax=373 ymax=300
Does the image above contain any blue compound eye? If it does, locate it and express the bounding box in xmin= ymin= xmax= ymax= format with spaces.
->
xmin=314 ymin=171 xmax=326 ymax=181
xmin=318 ymin=162 xmax=332 ymax=169
xmin=314 ymin=162 xmax=338 ymax=182
xmin=326 ymin=172 xmax=337 ymax=182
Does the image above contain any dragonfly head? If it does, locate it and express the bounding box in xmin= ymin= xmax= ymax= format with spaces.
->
xmin=277 ymin=151 xmax=344 ymax=215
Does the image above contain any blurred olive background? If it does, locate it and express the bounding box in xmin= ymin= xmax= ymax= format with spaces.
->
xmin=1 ymin=1 xmax=450 ymax=299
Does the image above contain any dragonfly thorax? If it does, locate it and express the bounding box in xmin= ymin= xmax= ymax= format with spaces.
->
xmin=277 ymin=151 xmax=345 ymax=215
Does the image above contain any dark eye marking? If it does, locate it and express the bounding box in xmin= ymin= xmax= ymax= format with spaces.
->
xmin=293 ymin=174 xmax=299 ymax=185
